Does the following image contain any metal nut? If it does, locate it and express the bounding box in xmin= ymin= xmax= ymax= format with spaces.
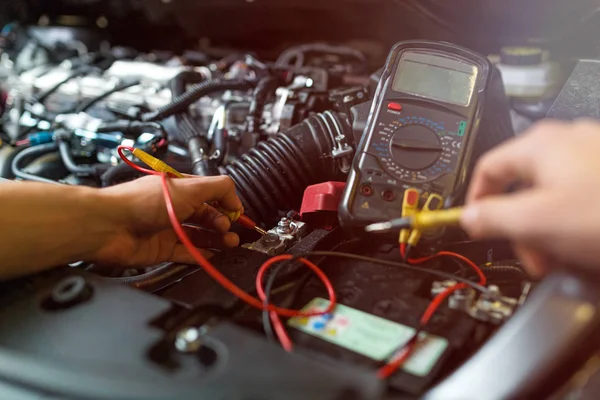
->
xmin=175 ymin=327 xmax=203 ymax=353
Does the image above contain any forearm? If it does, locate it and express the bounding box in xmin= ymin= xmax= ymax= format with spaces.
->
xmin=0 ymin=182 xmax=118 ymax=279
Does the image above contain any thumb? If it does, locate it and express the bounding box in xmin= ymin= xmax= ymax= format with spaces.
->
xmin=460 ymin=190 xmax=554 ymax=241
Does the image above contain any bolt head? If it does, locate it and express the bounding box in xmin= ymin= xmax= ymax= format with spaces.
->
xmin=175 ymin=327 xmax=202 ymax=353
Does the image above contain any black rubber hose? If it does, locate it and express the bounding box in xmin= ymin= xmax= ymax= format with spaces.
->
xmin=170 ymin=71 xmax=205 ymax=142
xmin=212 ymin=126 xmax=226 ymax=164
xmin=75 ymin=80 xmax=140 ymax=113
xmin=11 ymin=143 xmax=61 ymax=184
xmin=169 ymin=72 xmax=221 ymax=176
xmin=57 ymin=140 xmax=97 ymax=176
xmin=188 ymin=136 xmax=221 ymax=177
xmin=141 ymin=78 xmax=257 ymax=122
xmin=226 ymin=111 xmax=352 ymax=224
xmin=247 ymin=76 xmax=279 ymax=134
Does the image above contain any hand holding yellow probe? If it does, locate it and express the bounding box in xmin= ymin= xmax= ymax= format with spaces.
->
xmin=120 ymin=146 xmax=268 ymax=235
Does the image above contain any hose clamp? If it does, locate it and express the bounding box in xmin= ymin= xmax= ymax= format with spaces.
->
xmin=331 ymin=132 xmax=353 ymax=173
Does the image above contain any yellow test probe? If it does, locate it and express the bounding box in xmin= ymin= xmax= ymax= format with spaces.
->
xmin=399 ymin=188 xmax=420 ymax=245
xmin=119 ymin=146 xmax=268 ymax=235
xmin=407 ymin=193 xmax=444 ymax=246
xmin=365 ymin=207 xmax=463 ymax=233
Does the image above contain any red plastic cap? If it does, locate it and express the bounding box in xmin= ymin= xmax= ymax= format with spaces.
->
xmin=237 ymin=214 xmax=256 ymax=230
xmin=406 ymin=190 xmax=419 ymax=205
xmin=300 ymin=182 xmax=347 ymax=216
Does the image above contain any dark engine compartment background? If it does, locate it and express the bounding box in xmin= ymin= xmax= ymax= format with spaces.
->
xmin=2 ymin=0 xmax=600 ymax=64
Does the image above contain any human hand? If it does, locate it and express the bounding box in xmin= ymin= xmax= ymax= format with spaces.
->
xmin=460 ymin=119 xmax=600 ymax=275
xmin=92 ymin=175 xmax=242 ymax=267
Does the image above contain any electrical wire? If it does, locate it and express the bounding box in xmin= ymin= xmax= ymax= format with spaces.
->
xmin=260 ymin=249 xmax=494 ymax=354
xmin=11 ymin=143 xmax=61 ymax=184
xmin=297 ymin=251 xmax=491 ymax=294
xmin=58 ymin=139 xmax=98 ymax=176
xmin=30 ymin=68 xmax=88 ymax=105
xmin=117 ymin=148 xmax=338 ymax=348
xmin=74 ymin=80 xmax=141 ymax=113
xmin=374 ymin=244 xmax=488 ymax=379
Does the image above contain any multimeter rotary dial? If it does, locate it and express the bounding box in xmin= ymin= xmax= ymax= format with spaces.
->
xmin=389 ymin=124 xmax=442 ymax=170
xmin=373 ymin=119 xmax=460 ymax=183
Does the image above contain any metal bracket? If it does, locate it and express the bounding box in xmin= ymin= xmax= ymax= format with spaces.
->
xmin=432 ymin=280 xmax=518 ymax=325
xmin=331 ymin=133 xmax=353 ymax=173
xmin=242 ymin=217 xmax=308 ymax=256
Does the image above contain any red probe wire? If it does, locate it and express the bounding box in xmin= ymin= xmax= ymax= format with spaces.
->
xmin=378 ymin=243 xmax=487 ymax=379
xmin=116 ymin=146 xmax=164 ymax=176
xmin=117 ymin=146 xmax=336 ymax=350
xmin=118 ymin=146 xmax=485 ymax=378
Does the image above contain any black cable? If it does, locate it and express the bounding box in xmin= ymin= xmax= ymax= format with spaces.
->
xmin=74 ymin=80 xmax=140 ymax=113
xmin=260 ymin=248 xmax=495 ymax=342
xmin=262 ymin=261 xmax=283 ymax=343
xmin=95 ymin=121 xmax=166 ymax=139
xmin=99 ymin=263 xmax=175 ymax=284
xmin=305 ymin=251 xmax=492 ymax=293
xmin=57 ymin=139 xmax=98 ymax=176
xmin=261 ymin=239 xmax=360 ymax=341
xmin=140 ymin=78 xmax=257 ymax=122
xmin=30 ymin=68 xmax=88 ymax=105
xmin=450 ymin=257 xmax=468 ymax=278
xmin=11 ymin=143 xmax=61 ymax=184
xmin=247 ymin=76 xmax=279 ymax=134
xmin=169 ymin=71 xmax=205 ymax=142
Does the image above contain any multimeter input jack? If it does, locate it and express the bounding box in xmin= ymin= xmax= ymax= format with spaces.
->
xmin=360 ymin=184 xmax=374 ymax=196
xmin=382 ymin=189 xmax=396 ymax=202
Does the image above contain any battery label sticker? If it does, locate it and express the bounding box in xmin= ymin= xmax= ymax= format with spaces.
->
xmin=288 ymin=297 xmax=448 ymax=377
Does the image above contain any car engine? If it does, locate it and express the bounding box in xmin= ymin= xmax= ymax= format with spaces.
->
xmin=0 ymin=4 xmax=600 ymax=399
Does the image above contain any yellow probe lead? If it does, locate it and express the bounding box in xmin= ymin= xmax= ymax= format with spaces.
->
xmin=410 ymin=207 xmax=463 ymax=230
xmin=129 ymin=148 xmax=243 ymax=223
xmin=399 ymin=188 xmax=420 ymax=244
xmin=407 ymin=193 xmax=444 ymax=246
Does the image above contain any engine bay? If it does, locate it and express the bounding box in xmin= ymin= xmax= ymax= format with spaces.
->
xmin=0 ymin=6 xmax=600 ymax=399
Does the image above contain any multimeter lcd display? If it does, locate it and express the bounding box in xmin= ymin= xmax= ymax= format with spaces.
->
xmin=392 ymin=52 xmax=477 ymax=106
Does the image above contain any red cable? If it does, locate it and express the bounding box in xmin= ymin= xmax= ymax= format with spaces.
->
xmin=118 ymin=147 xmax=338 ymax=352
xmin=410 ymin=251 xmax=487 ymax=286
xmin=15 ymin=139 xmax=30 ymax=146
xmin=118 ymin=147 xmax=483 ymax=370
xmin=381 ymin=244 xmax=486 ymax=379
xmin=377 ymin=284 xmax=466 ymax=379
xmin=160 ymin=174 xmax=336 ymax=319
xmin=117 ymin=146 xmax=159 ymax=176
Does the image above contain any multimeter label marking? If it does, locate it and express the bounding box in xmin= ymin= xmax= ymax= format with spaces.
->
xmin=289 ymin=298 xmax=449 ymax=377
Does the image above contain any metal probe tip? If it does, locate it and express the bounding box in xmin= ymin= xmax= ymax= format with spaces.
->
xmin=364 ymin=221 xmax=393 ymax=233
xmin=365 ymin=217 xmax=413 ymax=233
xmin=254 ymin=226 xmax=269 ymax=236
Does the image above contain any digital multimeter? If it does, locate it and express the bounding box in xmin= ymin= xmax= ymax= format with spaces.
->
xmin=339 ymin=40 xmax=513 ymax=232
